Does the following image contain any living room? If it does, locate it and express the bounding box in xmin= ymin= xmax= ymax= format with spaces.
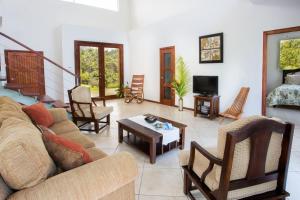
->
xmin=0 ymin=0 xmax=300 ymax=199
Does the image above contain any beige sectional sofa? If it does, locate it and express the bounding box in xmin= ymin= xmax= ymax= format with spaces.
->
xmin=0 ymin=96 xmax=138 ymax=200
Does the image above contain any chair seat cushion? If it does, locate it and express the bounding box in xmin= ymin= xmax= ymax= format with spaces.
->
xmin=0 ymin=118 xmax=56 ymax=190
xmin=42 ymin=133 xmax=93 ymax=171
xmin=76 ymin=106 xmax=113 ymax=119
xmin=22 ymin=103 xmax=54 ymax=127
xmin=85 ymin=147 xmax=107 ymax=161
xmin=49 ymin=120 xmax=79 ymax=135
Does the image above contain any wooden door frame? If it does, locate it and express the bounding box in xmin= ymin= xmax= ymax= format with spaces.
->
xmin=74 ymin=40 xmax=124 ymax=99
xmin=5 ymin=49 xmax=45 ymax=95
xmin=261 ymin=26 xmax=300 ymax=115
xmin=160 ymin=46 xmax=175 ymax=106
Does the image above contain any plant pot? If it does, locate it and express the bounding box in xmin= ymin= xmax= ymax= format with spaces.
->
xmin=178 ymin=98 xmax=183 ymax=111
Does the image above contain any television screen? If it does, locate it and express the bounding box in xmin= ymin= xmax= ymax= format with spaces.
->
xmin=193 ymin=76 xmax=218 ymax=95
xmin=280 ymin=38 xmax=300 ymax=70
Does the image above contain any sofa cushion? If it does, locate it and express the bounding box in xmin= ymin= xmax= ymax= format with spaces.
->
xmin=23 ymin=103 xmax=54 ymax=127
xmin=49 ymin=120 xmax=79 ymax=135
xmin=0 ymin=97 xmax=23 ymax=110
xmin=0 ymin=106 xmax=31 ymax=127
xmin=86 ymin=147 xmax=107 ymax=161
xmin=42 ymin=133 xmax=93 ymax=171
xmin=60 ymin=131 xmax=95 ymax=149
xmin=0 ymin=118 xmax=56 ymax=190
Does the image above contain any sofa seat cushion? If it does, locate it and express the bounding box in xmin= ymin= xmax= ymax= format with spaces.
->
xmin=60 ymin=131 xmax=95 ymax=149
xmin=43 ymin=133 xmax=93 ymax=171
xmin=49 ymin=120 xmax=79 ymax=135
xmin=22 ymin=103 xmax=54 ymax=127
xmin=86 ymin=147 xmax=107 ymax=161
xmin=0 ymin=104 xmax=31 ymax=127
xmin=0 ymin=118 xmax=56 ymax=190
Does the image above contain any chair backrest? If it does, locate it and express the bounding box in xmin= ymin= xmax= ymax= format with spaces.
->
xmin=226 ymin=87 xmax=250 ymax=117
xmin=131 ymin=75 xmax=144 ymax=93
xmin=215 ymin=116 xmax=294 ymax=198
xmin=68 ymin=86 xmax=92 ymax=117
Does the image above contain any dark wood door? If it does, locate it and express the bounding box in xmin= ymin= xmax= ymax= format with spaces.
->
xmin=160 ymin=46 xmax=175 ymax=106
xmin=5 ymin=50 xmax=45 ymax=95
xmin=74 ymin=41 xmax=124 ymax=99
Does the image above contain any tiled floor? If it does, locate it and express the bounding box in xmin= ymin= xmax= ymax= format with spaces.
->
xmin=83 ymin=99 xmax=300 ymax=200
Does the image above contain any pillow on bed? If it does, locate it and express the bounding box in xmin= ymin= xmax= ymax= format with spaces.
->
xmin=285 ymin=74 xmax=300 ymax=85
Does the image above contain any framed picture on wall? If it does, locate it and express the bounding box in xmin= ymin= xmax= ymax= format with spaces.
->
xmin=199 ymin=33 xmax=223 ymax=63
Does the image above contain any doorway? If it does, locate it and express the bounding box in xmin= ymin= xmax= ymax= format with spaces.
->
xmin=74 ymin=41 xmax=124 ymax=99
xmin=160 ymin=46 xmax=175 ymax=106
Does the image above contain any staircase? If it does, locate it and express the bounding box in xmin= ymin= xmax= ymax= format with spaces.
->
xmin=0 ymin=32 xmax=79 ymax=109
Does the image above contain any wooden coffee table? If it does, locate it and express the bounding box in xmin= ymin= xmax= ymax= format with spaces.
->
xmin=117 ymin=114 xmax=187 ymax=164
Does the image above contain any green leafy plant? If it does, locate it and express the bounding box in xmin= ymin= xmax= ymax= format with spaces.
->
xmin=172 ymin=57 xmax=191 ymax=100
xmin=115 ymin=82 xmax=129 ymax=98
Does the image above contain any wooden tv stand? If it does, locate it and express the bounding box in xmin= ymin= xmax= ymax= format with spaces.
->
xmin=194 ymin=95 xmax=220 ymax=119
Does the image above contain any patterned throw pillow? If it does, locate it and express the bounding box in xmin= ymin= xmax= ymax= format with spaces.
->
xmin=22 ymin=103 xmax=54 ymax=127
xmin=42 ymin=133 xmax=93 ymax=171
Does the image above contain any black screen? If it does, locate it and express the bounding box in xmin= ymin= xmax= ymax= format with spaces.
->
xmin=193 ymin=76 xmax=218 ymax=95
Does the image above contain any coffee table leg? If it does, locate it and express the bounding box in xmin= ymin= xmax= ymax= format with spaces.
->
xmin=118 ymin=123 xmax=123 ymax=143
xmin=150 ymin=141 xmax=156 ymax=164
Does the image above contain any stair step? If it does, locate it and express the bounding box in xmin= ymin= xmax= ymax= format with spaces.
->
xmin=52 ymin=100 xmax=69 ymax=109
xmin=38 ymin=95 xmax=55 ymax=103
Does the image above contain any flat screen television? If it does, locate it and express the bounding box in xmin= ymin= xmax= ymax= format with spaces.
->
xmin=193 ymin=76 xmax=218 ymax=96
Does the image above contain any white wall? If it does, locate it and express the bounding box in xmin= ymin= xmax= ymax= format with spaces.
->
xmin=128 ymin=0 xmax=300 ymax=116
xmin=61 ymin=24 xmax=130 ymax=102
xmin=267 ymin=31 xmax=300 ymax=94
xmin=0 ymin=0 xmax=130 ymax=100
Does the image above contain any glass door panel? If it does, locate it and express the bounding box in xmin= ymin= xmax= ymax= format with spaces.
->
xmin=79 ymin=46 xmax=100 ymax=97
xmin=104 ymin=47 xmax=120 ymax=97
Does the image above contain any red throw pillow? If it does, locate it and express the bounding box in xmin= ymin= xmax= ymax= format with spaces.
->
xmin=22 ymin=103 xmax=54 ymax=127
xmin=42 ymin=133 xmax=93 ymax=171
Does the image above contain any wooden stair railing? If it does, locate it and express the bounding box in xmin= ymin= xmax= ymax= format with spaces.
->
xmin=0 ymin=32 xmax=78 ymax=109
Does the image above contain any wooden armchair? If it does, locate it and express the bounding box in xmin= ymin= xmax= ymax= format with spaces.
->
xmin=220 ymin=87 xmax=250 ymax=120
xmin=68 ymin=86 xmax=113 ymax=133
xmin=124 ymin=75 xmax=144 ymax=104
xmin=180 ymin=116 xmax=294 ymax=200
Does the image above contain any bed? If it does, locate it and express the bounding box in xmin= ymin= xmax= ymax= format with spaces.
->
xmin=267 ymin=69 xmax=300 ymax=107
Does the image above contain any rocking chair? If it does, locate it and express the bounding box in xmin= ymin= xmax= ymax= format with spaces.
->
xmin=124 ymin=75 xmax=144 ymax=104
xmin=68 ymin=86 xmax=113 ymax=133
xmin=180 ymin=116 xmax=294 ymax=200
xmin=220 ymin=87 xmax=250 ymax=120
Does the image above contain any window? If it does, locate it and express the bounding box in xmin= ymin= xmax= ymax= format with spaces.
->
xmin=61 ymin=0 xmax=119 ymax=11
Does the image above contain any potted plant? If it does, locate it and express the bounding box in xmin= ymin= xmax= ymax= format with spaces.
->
xmin=172 ymin=57 xmax=191 ymax=111
xmin=115 ymin=83 xmax=129 ymax=98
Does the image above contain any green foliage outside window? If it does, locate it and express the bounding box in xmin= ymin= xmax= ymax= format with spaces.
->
xmin=280 ymin=39 xmax=300 ymax=70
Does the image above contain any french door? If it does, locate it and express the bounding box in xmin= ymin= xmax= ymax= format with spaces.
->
xmin=160 ymin=46 xmax=175 ymax=106
xmin=75 ymin=41 xmax=124 ymax=99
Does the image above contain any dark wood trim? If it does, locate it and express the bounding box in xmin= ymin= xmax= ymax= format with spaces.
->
xmin=261 ymin=26 xmax=300 ymax=115
xmin=74 ymin=40 xmax=124 ymax=100
xmin=160 ymin=46 xmax=176 ymax=106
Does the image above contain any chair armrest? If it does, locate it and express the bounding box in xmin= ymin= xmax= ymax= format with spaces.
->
xmin=48 ymin=108 xmax=68 ymax=123
xmin=9 ymin=152 xmax=138 ymax=200
xmin=189 ymin=141 xmax=223 ymax=169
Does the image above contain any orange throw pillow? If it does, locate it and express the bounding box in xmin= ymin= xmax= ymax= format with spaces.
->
xmin=42 ymin=133 xmax=93 ymax=171
xmin=23 ymin=103 xmax=54 ymax=127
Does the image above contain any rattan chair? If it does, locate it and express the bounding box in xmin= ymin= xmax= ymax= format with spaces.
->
xmin=124 ymin=75 xmax=144 ymax=104
xmin=180 ymin=116 xmax=294 ymax=200
xmin=220 ymin=87 xmax=250 ymax=120
xmin=68 ymin=86 xmax=113 ymax=133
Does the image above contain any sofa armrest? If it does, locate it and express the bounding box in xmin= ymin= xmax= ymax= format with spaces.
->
xmin=9 ymin=152 xmax=138 ymax=200
xmin=48 ymin=108 xmax=68 ymax=123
